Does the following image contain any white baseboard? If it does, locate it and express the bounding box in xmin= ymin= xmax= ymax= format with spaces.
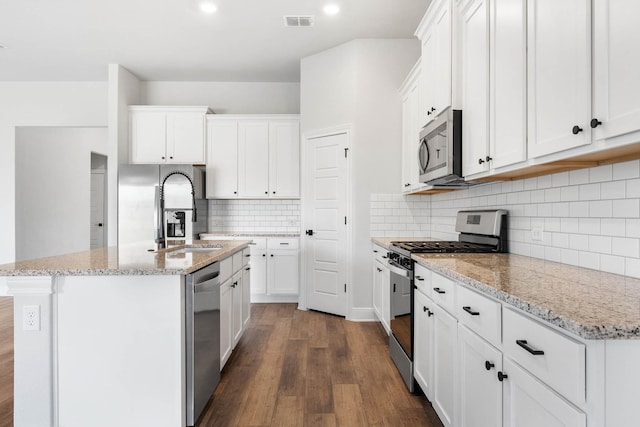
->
xmin=250 ymin=294 xmax=299 ymax=303
xmin=347 ymin=307 xmax=377 ymax=322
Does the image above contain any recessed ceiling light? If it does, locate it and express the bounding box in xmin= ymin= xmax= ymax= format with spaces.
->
xmin=199 ymin=1 xmax=217 ymax=14
xmin=323 ymin=4 xmax=340 ymax=15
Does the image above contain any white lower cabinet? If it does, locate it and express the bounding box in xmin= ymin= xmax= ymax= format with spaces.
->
xmin=252 ymin=238 xmax=300 ymax=301
xmin=372 ymin=245 xmax=391 ymax=334
xmin=414 ymin=269 xmax=590 ymax=427
xmin=242 ymin=263 xmax=251 ymax=329
xmin=503 ymin=358 xmax=586 ymax=427
xmin=220 ymin=277 xmax=232 ymax=370
xmin=231 ymin=270 xmax=243 ymax=347
xmin=457 ymin=324 xmax=502 ymax=427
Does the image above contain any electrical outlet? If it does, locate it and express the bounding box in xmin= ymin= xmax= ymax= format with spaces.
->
xmin=23 ymin=305 xmax=40 ymax=331
xmin=531 ymin=228 xmax=544 ymax=242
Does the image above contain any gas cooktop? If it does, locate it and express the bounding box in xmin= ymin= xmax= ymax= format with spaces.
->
xmin=390 ymin=240 xmax=498 ymax=254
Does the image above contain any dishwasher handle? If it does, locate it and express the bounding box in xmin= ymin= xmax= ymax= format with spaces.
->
xmin=194 ymin=275 xmax=220 ymax=293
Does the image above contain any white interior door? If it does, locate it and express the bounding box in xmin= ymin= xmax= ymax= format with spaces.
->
xmin=304 ymin=132 xmax=349 ymax=317
xmin=90 ymin=171 xmax=106 ymax=249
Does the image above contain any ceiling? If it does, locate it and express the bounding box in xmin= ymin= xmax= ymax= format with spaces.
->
xmin=0 ymin=0 xmax=430 ymax=82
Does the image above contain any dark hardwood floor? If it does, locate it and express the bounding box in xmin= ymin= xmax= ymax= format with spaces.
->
xmin=0 ymin=296 xmax=13 ymax=427
xmin=0 ymin=300 xmax=442 ymax=427
xmin=200 ymin=304 xmax=443 ymax=427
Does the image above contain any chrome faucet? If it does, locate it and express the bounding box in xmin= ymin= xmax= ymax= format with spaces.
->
xmin=155 ymin=171 xmax=197 ymax=250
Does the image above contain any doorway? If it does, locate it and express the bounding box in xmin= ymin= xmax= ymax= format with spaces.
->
xmin=90 ymin=153 xmax=108 ymax=249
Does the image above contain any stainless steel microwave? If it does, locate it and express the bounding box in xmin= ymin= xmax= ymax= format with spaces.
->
xmin=418 ymin=108 xmax=466 ymax=186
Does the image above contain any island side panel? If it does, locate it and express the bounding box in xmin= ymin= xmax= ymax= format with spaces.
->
xmin=56 ymin=275 xmax=185 ymax=427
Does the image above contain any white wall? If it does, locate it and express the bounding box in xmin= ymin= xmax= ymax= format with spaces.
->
xmin=15 ymin=127 xmax=108 ymax=261
xmin=0 ymin=82 xmax=108 ymax=265
xmin=141 ymin=81 xmax=300 ymax=114
xmin=300 ymin=39 xmax=421 ymax=314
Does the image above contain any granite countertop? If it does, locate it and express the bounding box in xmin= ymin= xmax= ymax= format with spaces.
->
xmin=413 ymin=253 xmax=640 ymax=340
xmin=201 ymin=232 xmax=300 ymax=238
xmin=0 ymin=240 xmax=251 ymax=277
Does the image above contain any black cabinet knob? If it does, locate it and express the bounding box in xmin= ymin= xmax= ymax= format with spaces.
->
xmin=169 ymin=156 xmax=173 ymax=159
xmin=430 ymin=107 xmax=436 ymax=112
xmin=428 ymin=310 xmax=434 ymax=317
xmin=270 ymin=254 xmax=274 ymax=257
xmin=572 ymin=125 xmax=583 ymax=135
xmin=97 ymin=223 xmax=103 ymax=227
xmin=590 ymin=118 xmax=602 ymax=128
xmin=262 ymin=254 xmax=266 ymax=257
xmin=427 ymin=111 xmax=431 ymax=116
xmin=305 ymin=229 xmax=314 ymax=236
xmin=273 ymin=191 xmax=276 ymax=194
xmin=485 ymin=361 xmax=495 ymax=371
xmin=161 ymin=156 xmax=165 ymax=160
xmin=485 ymin=156 xmax=492 ymax=162
xmin=233 ymin=191 xmax=237 ymax=194
xmin=498 ymin=371 xmax=508 ymax=382
xmin=423 ymin=306 xmax=428 ymax=312
xmin=405 ymin=183 xmax=411 ymax=187
xmin=478 ymin=158 xmax=485 ymax=164
xmin=265 ymin=191 xmax=268 ymax=195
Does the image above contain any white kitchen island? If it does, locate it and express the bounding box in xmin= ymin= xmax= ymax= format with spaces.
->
xmin=0 ymin=240 xmax=250 ymax=427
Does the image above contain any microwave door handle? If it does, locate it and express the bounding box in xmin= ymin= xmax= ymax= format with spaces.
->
xmin=418 ymin=139 xmax=429 ymax=174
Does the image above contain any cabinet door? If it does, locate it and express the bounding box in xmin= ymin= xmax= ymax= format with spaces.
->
xmin=433 ymin=0 xmax=453 ymax=116
xmin=432 ymin=302 xmax=457 ymax=427
xmin=527 ymin=0 xmax=591 ymax=158
xmin=460 ymin=0 xmax=490 ymax=177
xmin=414 ymin=289 xmax=435 ymax=400
xmin=489 ymin=0 xmax=527 ymax=169
xmin=401 ymin=90 xmax=414 ymax=192
xmin=238 ymin=120 xmax=270 ymax=198
xmin=268 ymin=120 xmax=300 ymax=198
xmin=503 ymin=358 xmax=586 ymax=427
xmin=242 ymin=265 xmax=251 ymax=330
xmin=206 ymin=120 xmax=238 ymax=199
xmin=166 ymin=113 xmax=205 ymax=164
xmin=373 ymin=261 xmax=383 ymax=321
xmin=249 ymin=244 xmax=267 ymax=297
xmin=130 ymin=111 xmax=166 ymax=164
xmin=592 ymin=0 xmax=640 ymax=143
xmin=457 ymin=324 xmax=502 ymax=427
xmin=220 ymin=279 xmax=232 ymax=370
xmin=268 ymin=249 xmax=299 ymax=295
xmin=421 ymin=28 xmax=437 ymax=126
xmin=232 ymin=271 xmax=243 ymax=347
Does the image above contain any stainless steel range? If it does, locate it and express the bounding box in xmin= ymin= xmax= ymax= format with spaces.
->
xmin=387 ymin=209 xmax=508 ymax=392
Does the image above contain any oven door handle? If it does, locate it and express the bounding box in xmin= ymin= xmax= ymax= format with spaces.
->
xmin=387 ymin=261 xmax=410 ymax=278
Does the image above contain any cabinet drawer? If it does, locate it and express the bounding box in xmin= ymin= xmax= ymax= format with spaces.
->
xmin=220 ymin=257 xmax=232 ymax=284
xmin=503 ymin=308 xmax=585 ymax=405
xmin=242 ymin=248 xmax=250 ymax=266
xmin=199 ymin=235 xmax=235 ymax=241
xmin=268 ymin=238 xmax=298 ymax=250
xmin=456 ymin=285 xmax=501 ymax=347
xmin=430 ymin=272 xmax=456 ymax=314
xmin=414 ymin=263 xmax=432 ymax=298
xmin=248 ymin=238 xmax=267 ymax=250
xmin=372 ymin=244 xmax=389 ymax=264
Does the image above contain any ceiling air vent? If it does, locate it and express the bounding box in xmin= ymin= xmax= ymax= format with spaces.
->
xmin=284 ymin=15 xmax=314 ymax=27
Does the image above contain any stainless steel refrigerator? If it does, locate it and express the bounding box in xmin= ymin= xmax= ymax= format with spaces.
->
xmin=118 ymin=164 xmax=208 ymax=248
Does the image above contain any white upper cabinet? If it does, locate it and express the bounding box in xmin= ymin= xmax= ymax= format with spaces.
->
xmin=417 ymin=0 xmax=453 ymax=127
xmin=401 ymin=61 xmax=427 ymax=193
xmin=129 ymin=106 xmax=209 ymax=164
xmin=206 ymin=115 xmax=300 ymax=199
xmin=489 ymin=0 xmax=527 ymax=170
xmin=592 ymin=0 xmax=640 ymax=143
xmin=459 ymin=0 xmax=490 ymax=177
xmin=206 ymin=119 xmax=239 ymax=199
xmin=268 ymin=120 xmax=300 ymax=198
xmin=238 ymin=121 xmax=270 ymax=198
xmin=527 ymin=0 xmax=592 ymax=159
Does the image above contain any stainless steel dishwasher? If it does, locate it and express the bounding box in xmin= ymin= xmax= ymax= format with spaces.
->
xmin=185 ymin=262 xmax=221 ymax=426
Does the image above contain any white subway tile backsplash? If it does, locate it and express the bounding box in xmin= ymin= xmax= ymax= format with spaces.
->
xmin=600 ymin=254 xmax=626 ymax=275
xmin=613 ymin=160 xmax=640 ymax=180
xmin=579 ymin=183 xmax=601 ymax=200
xmin=589 ymin=235 xmax=612 ymax=254
xmin=612 ymin=237 xmax=640 ymax=258
xmin=601 ymin=180 xmax=626 ymax=199
xmin=207 ymin=199 xmax=300 ymax=233
xmin=589 ymin=200 xmax=612 ymax=218
xmin=569 ymin=169 xmax=590 ymax=185
xmin=589 ymin=165 xmax=613 ymax=183
xmin=613 ymin=199 xmax=640 ymax=218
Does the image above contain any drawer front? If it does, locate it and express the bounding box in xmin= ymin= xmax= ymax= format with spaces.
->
xmin=456 ymin=285 xmax=501 ymax=347
xmin=431 ymin=272 xmax=456 ymax=314
xmin=414 ymin=263 xmax=432 ymax=298
xmin=248 ymin=238 xmax=267 ymax=250
xmin=220 ymin=257 xmax=232 ymax=283
xmin=372 ymin=244 xmax=389 ymax=264
xmin=232 ymin=251 xmax=243 ymax=273
xmin=242 ymin=248 xmax=250 ymax=266
xmin=268 ymin=238 xmax=299 ymax=250
xmin=503 ymin=308 xmax=585 ymax=405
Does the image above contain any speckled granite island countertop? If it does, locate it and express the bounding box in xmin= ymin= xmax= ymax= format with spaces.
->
xmin=413 ymin=253 xmax=640 ymax=340
xmin=201 ymin=232 xmax=300 ymax=238
xmin=0 ymin=240 xmax=251 ymax=276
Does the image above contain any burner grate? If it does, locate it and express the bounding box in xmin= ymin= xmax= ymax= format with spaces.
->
xmin=390 ymin=240 xmax=496 ymax=253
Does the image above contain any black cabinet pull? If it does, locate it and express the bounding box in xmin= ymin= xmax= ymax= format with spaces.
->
xmin=305 ymin=229 xmax=314 ymax=236
xmin=590 ymin=118 xmax=602 ymax=128
xmin=427 ymin=111 xmax=432 ymax=116
xmin=478 ymin=158 xmax=485 ymax=164
xmin=270 ymin=254 xmax=274 ymax=257
xmin=262 ymin=254 xmax=266 ymax=257
xmin=572 ymin=125 xmax=583 ymax=135
xmin=485 ymin=156 xmax=492 ymax=162
xmin=245 ymin=254 xmax=250 ymax=257
xmin=430 ymin=107 xmax=436 ymax=112
xmin=485 ymin=361 xmax=495 ymax=371
xmin=428 ymin=310 xmax=434 ymax=317
xmin=169 ymin=156 xmax=173 ymax=159
xmin=423 ymin=306 xmax=427 ymax=312
xmin=516 ymin=340 xmax=545 ymax=355
xmin=373 ymin=250 xmax=378 ymax=253
xmin=382 ymin=256 xmax=388 ymax=259
xmin=415 ymin=276 xmax=424 ymax=281
xmin=404 ymin=183 xmax=411 ymax=187
xmin=245 ymin=267 xmax=250 ymax=271
xmin=463 ymin=306 xmax=480 ymax=316
xmin=433 ymin=287 xmax=446 ymax=294
xmin=497 ymin=371 xmax=508 ymax=382
xmin=376 ymin=268 xmax=382 ymax=272
xmin=393 ymin=283 xmax=396 ymax=292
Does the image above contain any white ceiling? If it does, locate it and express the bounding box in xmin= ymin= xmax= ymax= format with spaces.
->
xmin=0 ymin=0 xmax=430 ymax=82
